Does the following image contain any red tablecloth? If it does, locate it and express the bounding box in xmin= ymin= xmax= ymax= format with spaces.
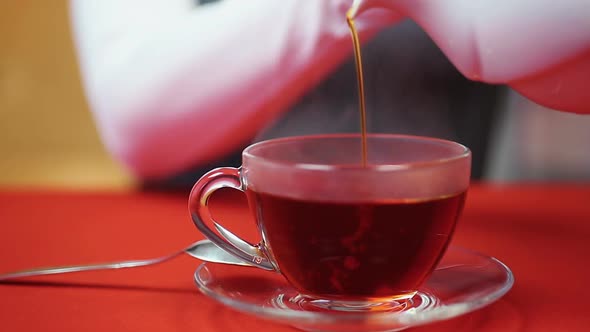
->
xmin=1 ymin=184 xmax=589 ymax=331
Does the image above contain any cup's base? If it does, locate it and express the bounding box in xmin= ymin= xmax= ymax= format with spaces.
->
xmin=272 ymin=291 xmax=436 ymax=314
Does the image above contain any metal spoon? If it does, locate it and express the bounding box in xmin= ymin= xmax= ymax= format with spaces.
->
xmin=0 ymin=239 xmax=252 ymax=282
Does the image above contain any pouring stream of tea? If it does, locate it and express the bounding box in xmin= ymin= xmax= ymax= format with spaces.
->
xmin=346 ymin=7 xmax=368 ymax=167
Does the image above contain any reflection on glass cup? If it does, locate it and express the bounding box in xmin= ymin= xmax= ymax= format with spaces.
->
xmin=189 ymin=134 xmax=471 ymax=310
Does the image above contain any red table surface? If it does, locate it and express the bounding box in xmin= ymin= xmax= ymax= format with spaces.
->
xmin=0 ymin=183 xmax=589 ymax=331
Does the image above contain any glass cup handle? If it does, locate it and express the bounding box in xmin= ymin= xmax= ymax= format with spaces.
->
xmin=188 ymin=167 xmax=275 ymax=271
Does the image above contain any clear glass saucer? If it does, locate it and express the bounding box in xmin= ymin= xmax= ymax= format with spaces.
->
xmin=193 ymin=247 xmax=513 ymax=332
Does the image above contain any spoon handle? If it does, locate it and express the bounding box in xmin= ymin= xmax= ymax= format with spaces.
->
xmin=0 ymin=240 xmax=253 ymax=282
xmin=0 ymin=248 xmax=186 ymax=281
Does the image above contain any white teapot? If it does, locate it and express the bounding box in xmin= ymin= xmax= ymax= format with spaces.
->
xmin=350 ymin=0 xmax=590 ymax=113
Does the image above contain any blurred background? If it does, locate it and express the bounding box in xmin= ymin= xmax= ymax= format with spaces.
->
xmin=0 ymin=1 xmax=134 ymax=190
xmin=1 ymin=1 xmax=589 ymax=191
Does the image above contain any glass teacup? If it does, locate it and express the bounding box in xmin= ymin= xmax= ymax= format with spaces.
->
xmin=189 ymin=134 xmax=471 ymax=310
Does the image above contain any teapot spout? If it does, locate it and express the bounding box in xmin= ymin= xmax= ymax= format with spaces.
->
xmin=348 ymin=0 xmax=397 ymax=19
